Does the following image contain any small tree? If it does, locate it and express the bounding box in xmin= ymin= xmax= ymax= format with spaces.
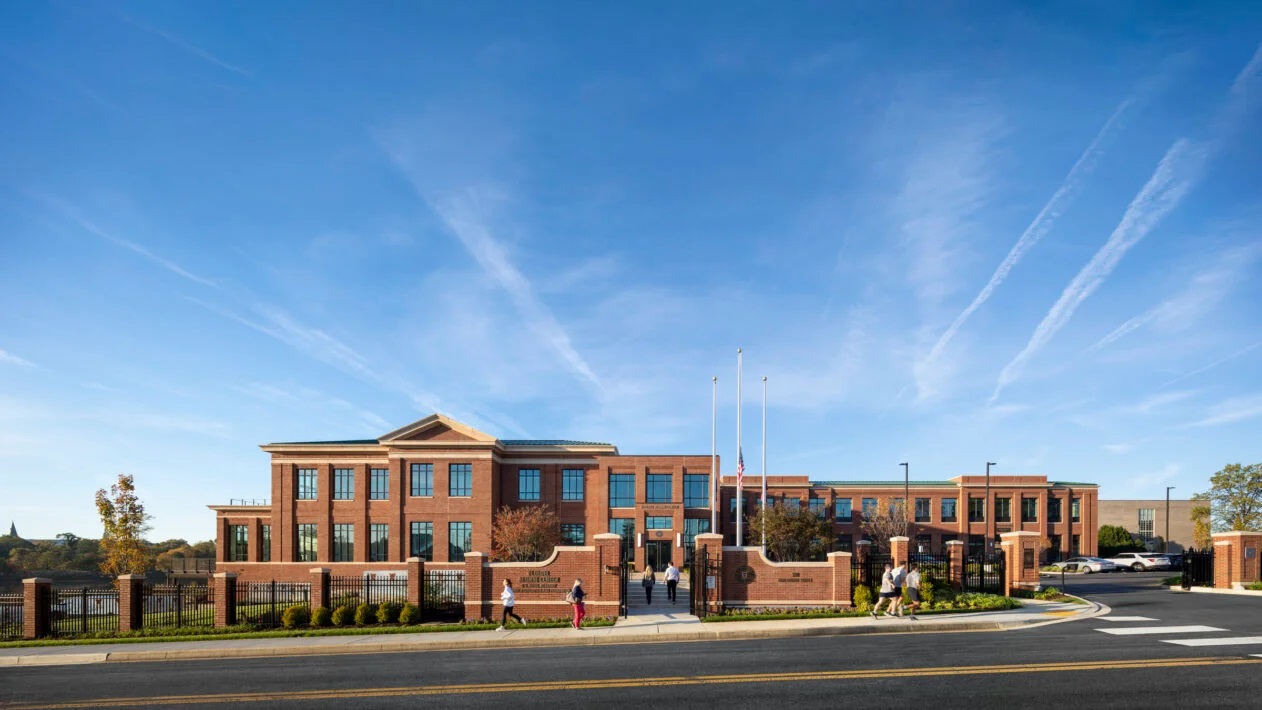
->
xmin=747 ymin=501 xmax=834 ymax=562
xmin=1098 ymin=525 xmax=1143 ymax=557
xmin=1190 ymin=493 xmax=1212 ymax=548
xmin=95 ymin=474 xmax=152 ymax=577
xmin=1196 ymin=463 xmax=1262 ymax=533
xmin=859 ymin=496 xmax=909 ymax=553
xmin=490 ymin=505 xmax=562 ymax=562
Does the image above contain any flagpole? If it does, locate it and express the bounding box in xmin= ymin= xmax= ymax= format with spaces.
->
xmin=761 ymin=375 xmax=767 ymax=552
xmin=736 ymin=348 xmax=743 ymax=548
xmin=711 ymin=376 xmax=717 ymax=535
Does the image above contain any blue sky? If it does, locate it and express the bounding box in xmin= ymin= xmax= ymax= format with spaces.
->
xmin=1 ymin=2 xmax=1260 ymax=544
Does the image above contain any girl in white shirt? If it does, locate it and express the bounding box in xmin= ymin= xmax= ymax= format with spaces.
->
xmin=497 ymin=579 xmax=527 ymax=630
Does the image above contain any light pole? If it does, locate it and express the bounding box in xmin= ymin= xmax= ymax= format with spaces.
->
xmin=986 ymin=462 xmax=997 ymax=551
xmin=1165 ymin=486 xmax=1175 ymax=554
xmin=900 ymin=462 xmax=909 ymax=538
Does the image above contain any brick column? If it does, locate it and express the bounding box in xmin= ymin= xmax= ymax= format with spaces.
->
xmin=117 ymin=574 xmax=146 ymax=632
xmin=310 ymin=568 xmax=330 ymax=610
xmin=1212 ymin=531 xmax=1262 ymax=587
xmin=406 ymin=557 xmax=425 ymax=608
xmin=593 ymin=533 xmax=622 ymax=599
xmin=695 ymin=533 xmax=724 ymax=614
xmin=1001 ymin=531 xmax=1041 ymax=593
xmin=463 ymin=552 xmax=488 ymax=622
xmin=22 ymin=578 xmax=51 ymax=640
xmin=854 ymin=539 xmax=871 ymax=566
xmin=946 ymin=540 xmax=965 ymax=590
xmin=827 ymin=551 xmax=853 ymax=608
xmin=213 ymin=572 xmax=237 ymax=628
xmin=889 ymin=536 xmax=910 ymax=566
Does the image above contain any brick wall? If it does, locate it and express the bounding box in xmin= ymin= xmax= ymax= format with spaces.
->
xmin=478 ymin=533 xmax=623 ymax=621
xmin=1212 ymin=532 xmax=1262 ymax=587
xmin=720 ymin=547 xmax=851 ymax=609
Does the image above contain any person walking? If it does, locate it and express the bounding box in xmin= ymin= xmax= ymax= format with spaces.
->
xmin=905 ymin=562 xmax=922 ymax=621
xmin=664 ymin=561 xmax=680 ymax=604
xmin=890 ymin=560 xmax=907 ymax=618
xmin=871 ymin=563 xmax=897 ymax=619
xmin=496 ymin=579 xmax=527 ymax=631
xmin=568 ymin=578 xmax=586 ymax=630
xmin=642 ymin=564 xmax=656 ymax=604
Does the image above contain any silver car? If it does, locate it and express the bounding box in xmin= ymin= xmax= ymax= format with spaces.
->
xmin=1050 ymin=557 xmax=1119 ymax=574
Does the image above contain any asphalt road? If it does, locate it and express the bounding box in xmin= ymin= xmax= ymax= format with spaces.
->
xmin=3 ymin=573 xmax=1260 ymax=709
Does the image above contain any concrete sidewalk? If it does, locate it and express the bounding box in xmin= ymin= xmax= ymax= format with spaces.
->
xmin=0 ymin=598 xmax=1104 ymax=667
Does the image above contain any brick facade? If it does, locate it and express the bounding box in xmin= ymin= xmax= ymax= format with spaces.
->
xmin=1212 ymin=531 xmax=1262 ymax=588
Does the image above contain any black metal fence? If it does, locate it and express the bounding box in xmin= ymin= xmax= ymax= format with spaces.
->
xmin=235 ymin=581 xmax=310 ymax=628
xmin=329 ymin=576 xmax=409 ymax=608
xmin=421 ymin=570 xmax=464 ymax=622
xmin=0 ymin=593 xmax=22 ymax=640
xmin=51 ymin=587 xmax=119 ymax=637
xmin=619 ymin=560 xmax=629 ymax=618
xmin=908 ymin=551 xmax=951 ymax=585
xmin=962 ymin=553 xmax=1005 ymax=595
xmin=1182 ymin=548 xmax=1214 ymax=589
xmin=143 ymin=582 xmax=215 ymax=630
xmin=689 ymin=546 xmax=718 ymax=619
xmin=852 ymin=553 xmax=894 ymax=596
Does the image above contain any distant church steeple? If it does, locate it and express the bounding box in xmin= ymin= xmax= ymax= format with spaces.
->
xmin=7 ymin=521 xmax=15 ymax=538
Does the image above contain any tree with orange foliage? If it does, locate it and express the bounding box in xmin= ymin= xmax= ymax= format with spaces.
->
xmin=490 ymin=505 xmax=562 ymax=562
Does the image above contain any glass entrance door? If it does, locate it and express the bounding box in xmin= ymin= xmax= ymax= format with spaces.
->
xmin=645 ymin=540 xmax=672 ymax=571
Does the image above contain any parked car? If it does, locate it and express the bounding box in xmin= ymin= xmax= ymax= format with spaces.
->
xmin=1109 ymin=552 xmax=1171 ymax=572
xmin=1156 ymin=553 xmax=1183 ymax=571
xmin=1048 ymin=557 xmax=1119 ymax=574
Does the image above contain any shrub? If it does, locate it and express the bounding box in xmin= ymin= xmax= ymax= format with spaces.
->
xmin=281 ymin=605 xmax=310 ymax=629
xmin=331 ymin=605 xmax=355 ymax=627
xmin=1034 ymin=586 xmax=1062 ymax=600
xmin=1246 ymin=581 xmax=1262 ymax=591
xmin=354 ymin=603 xmax=379 ymax=626
xmin=852 ymin=584 xmax=873 ymax=611
xmin=310 ymin=606 xmax=332 ymax=627
xmin=399 ymin=602 xmax=421 ymax=625
xmin=376 ymin=601 xmax=403 ymax=624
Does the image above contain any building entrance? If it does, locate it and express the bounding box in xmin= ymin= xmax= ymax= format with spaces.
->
xmin=645 ymin=540 xmax=673 ymax=571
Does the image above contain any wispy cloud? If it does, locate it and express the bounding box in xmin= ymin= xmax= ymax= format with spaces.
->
xmin=1184 ymin=393 xmax=1262 ymax=428
xmin=992 ymin=44 xmax=1262 ymax=402
xmin=237 ymin=383 xmax=392 ymax=434
xmin=915 ymin=97 xmax=1135 ymax=399
xmin=1163 ymin=339 xmax=1262 ymax=388
xmin=117 ymin=13 xmax=251 ymax=77
xmin=0 ymin=348 xmax=34 ymax=367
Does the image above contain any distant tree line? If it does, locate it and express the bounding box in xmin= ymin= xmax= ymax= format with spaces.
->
xmin=0 ymin=533 xmax=214 ymax=576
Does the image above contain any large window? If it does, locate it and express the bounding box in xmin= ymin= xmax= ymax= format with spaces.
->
xmin=834 ymin=534 xmax=854 ymax=552
xmin=297 ymin=524 xmax=318 ymax=562
xmin=684 ymin=474 xmax=709 ymax=508
xmin=297 ymin=468 xmax=318 ymax=500
xmin=915 ymin=498 xmax=931 ymax=523
xmin=835 ymin=498 xmax=853 ymax=522
xmin=1071 ymin=534 xmax=1081 ymax=555
xmin=968 ymin=497 xmax=985 ymax=522
xmin=994 ymin=497 xmax=1011 ymax=523
xmin=646 ymin=474 xmax=672 ymax=503
xmin=861 ymin=498 xmax=877 ymax=518
xmin=518 ymin=469 xmax=541 ymax=502
xmin=890 ymin=498 xmax=905 ymax=518
xmin=410 ymin=463 xmax=433 ymax=497
xmin=333 ymin=523 xmax=354 ymax=562
xmin=260 ymin=525 xmax=271 ymax=562
xmin=1048 ymin=534 xmax=1062 ymax=562
xmin=1138 ymin=508 xmax=1155 ymax=541
xmin=449 ymin=464 xmax=472 ymax=497
xmin=370 ymin=468 xmax=389 ymax=500
xmin=645 ymin=516 xmax=672 ymax=530
xmin=333 ymin=468 xmax=354 ymax=501
xmin=808 ymin=496 xmax=827 ymax=519
xmin=609 ymin=474 xmax=635 ymax=508
xmin=683 ymin=518 xmax=711 ymax=565
xmin=609 ymin=518 xmax=635 ymax=562
xmin=915 ymin=533 xmax=932 ymax=554
xmin=562 ymin=469 xmax=585 ymax=501
xmin=1021 ymin=497 xmax=1038 ymax=523
xmin=561 ymin=523 xmax=586 ymax=545
xmin=228 ymin=525 xmax=248 ymax=562
xmin=410 ymin=522 xmax=433 ymax=561
xmin=1048 ymin=497 xmax=1063 ymax=523
xmin=941 ymin=497 xmax=958 ymax=522
xmin=369 ymin=523 xmax=388 ymax=562
xmin=449 ymin=522 xmax=472 ymax=561
xmin=1071 ymin=497 xmax=1081 ymax=523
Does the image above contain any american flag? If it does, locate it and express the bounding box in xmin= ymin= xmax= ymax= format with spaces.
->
xmin=736 ymin=447 xmax=744 ymax=487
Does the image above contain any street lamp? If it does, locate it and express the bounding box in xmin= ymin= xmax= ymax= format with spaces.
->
xmin=901 ymin=462 xmax=909 ymax=537
xmin=1165 ymin=486 xmax=1175 ymax=554
xmin=986 ymin=462 xmax=997 ymax=550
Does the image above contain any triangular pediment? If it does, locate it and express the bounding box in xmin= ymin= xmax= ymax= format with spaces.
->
xmin=379 ymin=414 xmax=497 ymax=444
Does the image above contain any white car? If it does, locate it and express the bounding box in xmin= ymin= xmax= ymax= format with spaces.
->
xmin=1049 ymin=557 xmax=1119 ymax=574
xmin=1109 ymin=552 xmax=1171 ymax=572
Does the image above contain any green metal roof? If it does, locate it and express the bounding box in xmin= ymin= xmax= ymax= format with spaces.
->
xmin=269 ymin=439 xmax=379 ymax=446
xmin=812 ymin=480 xmax=956 ymax=486
xmin=500 ymin=439 xmax=612 ymax=447
xmin=1051 ymin=481 xmax=1098 ymax=487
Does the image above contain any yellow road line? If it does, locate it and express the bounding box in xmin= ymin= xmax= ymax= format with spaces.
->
xmin=6 ymin=656 xmax=1258 ymax=708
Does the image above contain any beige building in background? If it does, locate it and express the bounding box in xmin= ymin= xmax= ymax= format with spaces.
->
xmin=1098 ymin=499 xmax=1195 ymax=553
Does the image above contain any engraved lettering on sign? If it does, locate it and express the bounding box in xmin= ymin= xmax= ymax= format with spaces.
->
xmin=515 ymin=570 xmax=562 ymax=592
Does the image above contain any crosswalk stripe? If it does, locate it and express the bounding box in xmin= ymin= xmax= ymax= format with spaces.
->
xmin=1098 ymin=616 xmax=1158 ymax=622
xmin=1161 ymin=637 xmax=1262 ymax=647
xmin=1096 ymin=626 xmax=1225 ymax=636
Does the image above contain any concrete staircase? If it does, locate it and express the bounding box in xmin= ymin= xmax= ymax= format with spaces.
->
xmin=623 ymin=574 xmax=692 ymax=621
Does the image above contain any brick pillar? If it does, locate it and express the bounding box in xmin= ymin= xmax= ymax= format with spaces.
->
xmin=406 ymin=557 xmax=425 ymax=608
xmin=1211 ymin=532 xmax=1262 ymax=587
xmin=593 ymin=533 xmax=622 ymax=599
xmin=946 ymin=540 xmax=965 ymax=590
xmin=213 ymin=572 xmax=237 ymax=628
xmin=828 ymin=551 xmax=853 ymax=608
xmin=695 ymin=533 xmax=724 ymax=614
xmin=1001 ymin=531 xmax=1041 ymax=593
xmin=117 ymin=574 xmax=146 ymax=632
xmin=310 ymin=568 xmax=330 ymax=610
xmin=463 ymin=552 xmax=488 ymax=622
xmin=23 ymin=578 xmax=51 ymax=640
xmin=889 ymin=536 xmax=909 ymax=566
xmin=854 ymin=539 xmax=871 ymax=566
xmin=1212 ymin=538 xmax=1233 ymax=589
